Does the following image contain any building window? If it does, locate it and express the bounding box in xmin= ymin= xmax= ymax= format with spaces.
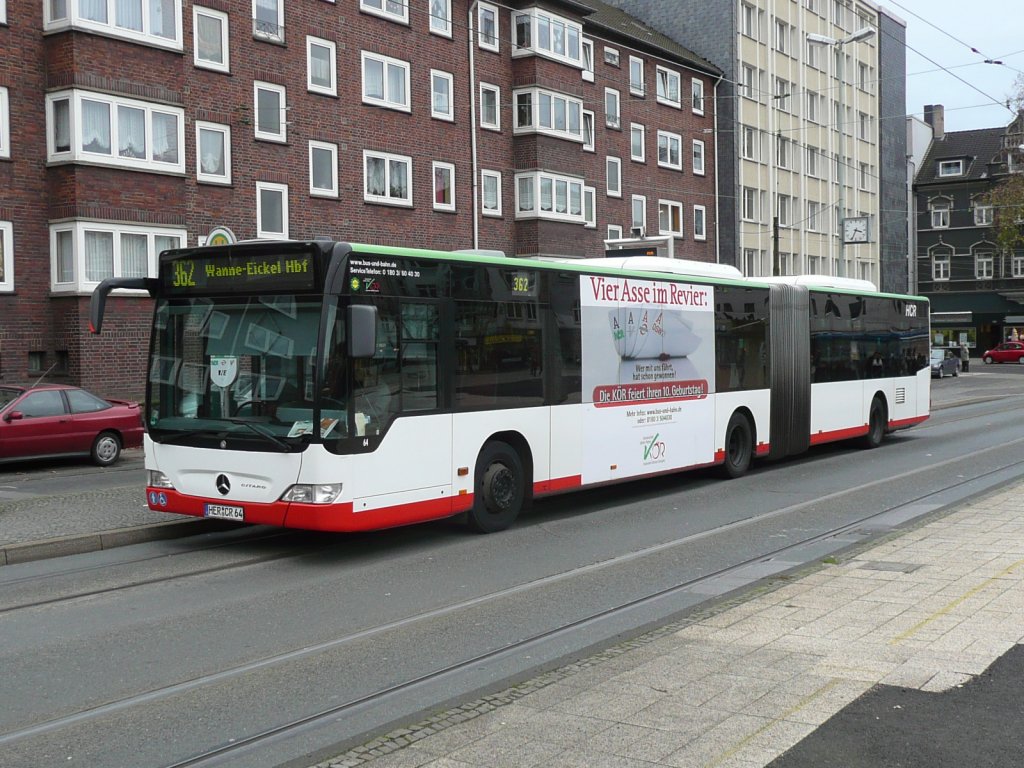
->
xmin=656 ymin=66 xmax=681 ymax=108
xmin=309 ymin=141 xmax=338 ymax=198
xmin=307 ymin=36 xmax=337 ymax=96
xmin=364 ymin=149 xmax=412 ymax=206
xmin=193 ymin=6 xmax=228 ymax=72
xmin=45 ymin=90 xmax=184 ymax=173
xmin=739 ymin=64 xmax=756 ymax=99
xmin=777 ymin=194 xmax=792 ymax=227
xmin=50 ymin=221 xmax=184 ymax=293
xmin=859 ymin=162 xmax=871 ymax=191
xmin=657 ymin=130 xmax=682 ymax=170
xmin=777 ymin=135 xmax=794 ymax=170
xmin=741 ymin=2 xmax=758 ymax=39
xmin=195 ymin=121 xmax=230 ymax=184
xmin=693 ymin=205 xmax=707 ymax=241
xmin=742 ymin=125 xmax=760 ymax=161
xmin=938 ymin=159 xmax=963 ymax=177
xmin=603 ymin=46 xmax=619 ymax=66
xmin=254 ymin=81 xmax=286 ymax=142
xmin=743 ymin=248 xmax=765 ymax=276
xmin=582 ymin=110 xmax=595 ymax=152
xmin=479 ymin=83 xmax=500 ymax=130
xmin=0 ymin=87 xmax=7 ymax=159
xmin=607 ymin=224 xmax=623 ymax=240
xmin=256 ymin=182 xmax=288 ymax=238
xmin=606 ymin=156 xmax=621 ymax=197
xmin=774 ymin=77 xmax=791 ymax=112
xmin=806 ymin=39 xmax=822 ymax=69
xmin=691 ymin=77 xmax=705 ymax=115
xmin=858 ymin=111 xmax=871 ymax=140
xmin=806 ymin=145 xmax=821 ymax=178
xmin=604 ymin=88 xmax=620 ymax=129
xmin=629 ymin=56 xmax=645 ymax=96
xmin=360 ymin=0 xmax=408 ymax=24
xmin=1013 ymin=254 xmax=1024 ymax=277
xmin=362 ymin=51 xmax=410 ymax=112
xmin=481 ymin=170 xmax=502 ymax=216
xmin=584 ymin=186 xmax=595 ymax=227
xmin=631 ymin=195 xmax=646 ymax=232
xmin=477 ymin=2 xmax=498 ymax=51
xmin=806 ymin=91 xmax=821 ymax=123
xmin=975 ymin=252 xmax=994 ymax=279
xmin=773 ymin=19 xmax=790 ymax=54
xmin=253 ymin=0 xmax=283 ymax=42
xmin=931 ymin=201 xmax=950 ymax=229
xmin=432 ymin=161 xmax=455 ymax=211
xmin=0 ymin=221 xmax=12 ymax=292
xmin=429 ymin=0 xmax=451 ymax=36
xmin=974 ymin=204 xmax=994 ymax=226
xmin=581 ymin=38 xmax=594 ymax=81
xmin=932 ymin=250 xmax=950 ymax=281
xmin=659 ymin=200 xmax=683 ymax=236
xmin=807 ymin=201 xmax=822 ymax=231
xmin=512 ymin=8 xmax=582 ymax=66
xmin=630 ymin=123 xmax=645 ymax=162
xmin=44 ymin=0 xmax=183 ymax=50
xmin=431 ymin=70 xmax=454 ymax=121
xmin=513 ymin=88 xmax=583 ymax=142
xmin=742 ymin=187 xmax=759 ymax=222
xmin=515 ymin=172 xmax=583 ymax=222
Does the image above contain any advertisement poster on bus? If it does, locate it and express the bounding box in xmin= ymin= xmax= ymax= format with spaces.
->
xmin=581 ymin=274 xmax=716 ymax=483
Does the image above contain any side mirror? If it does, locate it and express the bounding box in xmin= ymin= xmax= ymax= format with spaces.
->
xmin=347 ymin=304 xmax=378 ymax=358
xmin=3 ymin=410 xmax=24 ymax=422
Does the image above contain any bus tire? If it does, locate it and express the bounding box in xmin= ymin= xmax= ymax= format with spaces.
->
xmin=91 ymin=431 xmax=122 ymax=466
xmin=859 ymin=398 xmax=886 ymax=449
xmin=719 ymin=412 xmax=753 ymax=479
xmin=468 ymin=441 xmax=525 ymax=533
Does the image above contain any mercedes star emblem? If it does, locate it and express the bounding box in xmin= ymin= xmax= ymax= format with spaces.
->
xmin=216 ymin=474 xmax=231 ymax=495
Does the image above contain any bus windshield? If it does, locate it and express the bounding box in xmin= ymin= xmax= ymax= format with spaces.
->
xmin=148 ymin=295 xmax=346 ymax=448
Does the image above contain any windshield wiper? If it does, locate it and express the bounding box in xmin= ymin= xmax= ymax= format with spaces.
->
xmin=219 ymin=418 xmax=294 ymax=452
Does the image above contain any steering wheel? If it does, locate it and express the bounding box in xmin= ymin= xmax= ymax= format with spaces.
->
xmin=232 ymin=400 xmax=256 ymax=416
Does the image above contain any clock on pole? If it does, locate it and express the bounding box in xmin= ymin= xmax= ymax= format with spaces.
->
xmin=842 ymin=216 xmax=870 ymax=244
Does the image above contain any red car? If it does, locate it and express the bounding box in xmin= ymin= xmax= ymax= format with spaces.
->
xmin=0 ymin=384 xmax=144 ymax=466
xmin=981 ymin=342 xmax=1024 ymax=365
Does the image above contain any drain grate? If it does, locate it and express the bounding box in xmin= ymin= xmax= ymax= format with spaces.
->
xmin=858 ymin=560 xmax=922 ymax=573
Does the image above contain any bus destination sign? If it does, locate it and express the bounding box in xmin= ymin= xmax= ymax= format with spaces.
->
xmin=162 ymin=252 xmax=317 ymax=294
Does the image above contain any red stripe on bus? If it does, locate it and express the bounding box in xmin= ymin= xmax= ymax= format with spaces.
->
xmin=809 ymin=425 xmax=869 ymax=445
xmin=890 ymin=415 xmax=928 ymax=429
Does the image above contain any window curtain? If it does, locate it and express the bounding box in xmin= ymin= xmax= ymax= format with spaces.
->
xmin=80 ymin=0 xmax=107 ymax=23
xmin=115 ymin=0 xmax=143 ymax=31
xmin=118 ymin=105 xmax=146 ymax=158
xmin=311 ymin=48 xmax=331 ymax=88
xmin=430 ymin=0 xmax=447 ymax=30
xmin=433 ymin=78 xmax=450 ymax=115
xmin=196 ymin=15 xmax=222 ymax=62
xmin=84 ymin=231 xmax=114 ymax=282
xmin=121 ymin=233 xmax=148 ymax=278
xmin=50 ymin=0 xmax=68 ymax=20
xmin=483 ymin=178 xmax=498 ymax=211
xmin=81 ymin=100 xmax=111 ymax=154
xmin=199 ymin=129 xmax=224 ymax=175
xmin=56 ymin=231 xmax=74 ymax=283
xmin=517 ymin=178 xmax=533 ymax=212
xmin=386 ymin=63 xmax=405 ymax=105
xmin=152 ymin=112 xmax=178 ymax=163
xmin=53 ymin=100 xmax=71 ymax=152
xmin=154 ymin=235 xmax=179 ymax=257
xmin=366 ymin=157 xmax=385 ymax=196
xmin=150 ymin=0 xmax=175 ymax=38
xmin=434 ymin=167 xmax=450 ymax=204
xmin=388 ymin=159 xmax=407 ymax=199
xmin=254 ymin=0 xmax=278 ymax=35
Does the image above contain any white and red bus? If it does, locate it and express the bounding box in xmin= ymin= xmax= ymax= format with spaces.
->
xmin=91 ymin=241 xmax=930 ymax=533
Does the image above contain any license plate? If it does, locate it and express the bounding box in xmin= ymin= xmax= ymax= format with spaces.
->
xmin=205 ymin=503 xmax=244 ymax=520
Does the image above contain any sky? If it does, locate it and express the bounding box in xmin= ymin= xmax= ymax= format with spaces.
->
xmin=890 ymin=0 xmax=1023 ymax=132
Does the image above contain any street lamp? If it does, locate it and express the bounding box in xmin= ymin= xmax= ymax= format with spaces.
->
xmin=808 ymin=27 xmax=876 ymax=278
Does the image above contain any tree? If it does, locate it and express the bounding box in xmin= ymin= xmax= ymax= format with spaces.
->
xmin=987 ymin=173 xmax=1024 ymax=256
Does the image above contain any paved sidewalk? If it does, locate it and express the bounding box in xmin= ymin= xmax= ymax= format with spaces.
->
xmin=313 ymin=480 xmax=1024 ymax=768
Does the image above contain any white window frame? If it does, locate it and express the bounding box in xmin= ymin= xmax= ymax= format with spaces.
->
xmin=657 ymin=130 xmax=682 ymax=170
xmin=604 ymin=87 xmax=620 ymax=129
xmin=361 ymin=51 xmax=411 ymax=112
xmin=938 ymin=159 xmax=964 ymax=177
xmin=481 ymin=169 xmax=502 ymax=216
xmin=195 ymin=120 xmax=231 ymax=185
xmin=44 ymin=0 xmax=184 ymax=51
xmin=363 ymin=149 xmax=413 ymax=207
xmin=629 ymin=56 xmax=645 ymax=96
xmin=254 ymin=81 xmax=287 ymax=142
xmin=931 ymin=202 xmax=950 ymax=229
xmin=477 ymin=2 xmax=499 ymax=52
xmin=932 ymin=250 xmax=950 ymax=281
xmin=658 ymin=199 xmax=683 ymax=237
xmin=581 ymin=38 xmax=595 ymax=82
xmin=604 ymin=46 xmax=619 ymax=66
xmin=742 ymin=187 xmax=759 ymax=222
xmin=49 ymin=220 xmax=185 ymax=293
xmin=631 ymin=194 xmax=646 ymax=232
xmin=582 ymin=110 xmax=595 ymax=152
xmin=359 ymin=0 xmax=408 ymax=25
xmin=1013 ymin=254 xmax=1024 ymax=278
xmin=693 ymin=205 xmax=707 ymax=241
xmin=0 ymin=86 xmax=8 ymax=158
xmin=807 ymin=201 xmax=822 ymax=232
xmin=806 ymin=145 xmax=821 ymax=178
xmin=692 ymin=139 xmax=705 ymax=175
xmin=307 ymin=36 xmax=337 ymax=97
xmin=583 ymin=186 xmax=596 ymax=228
xmin=429 ymin=0 xmax=452 ymax=37
xmin=515 ymin=171 xmax=584 ymax=223
xmin=975 ymin=252 xmax=994 ymax=279
xmin=193 ymin=6 xmax=229 ymax=73
xmin=974 ymin=204 xmax=994 ymax=226
xmin=432 ymin=160 xmax=456 ymax=212
xmin=252 ymin=0 xmax=283 ymax=42
xmin=630 ymin=123 xmax=645 ymax=163
xmin=256 ymin=182 xmax=289 ymax=239
xmin=431 ymin=70 xmax=454 ymax=121
xmin=45 ymin=89 xmax=185 ymax=174
xmin=511 ymin=8 xmax=582 ymax=66
xmin=0 ymin=221 xmax=12 ymax=292
xmin=691 ymin=77 xmax=705 ymax=115
xmin=309 ymin=140 xmax=338 ymax=198
xmin=656 ymin=65 xmax=681 ymax=108
xmin=0 ymin=0 xmax=5 ymax=24
xmin=606 ymin=156 xmax=621 ymax=198
xmin=479 ymin=83 xmax=501 ymax=131
xmin=513 ymin=87 xmax=583 ymax=142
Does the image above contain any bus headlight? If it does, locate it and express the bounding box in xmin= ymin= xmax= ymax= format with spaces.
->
xmin=148 ymin=470 xmax=175 ymax=489
xmin=281 ymin=483 xmax=343 ymax=504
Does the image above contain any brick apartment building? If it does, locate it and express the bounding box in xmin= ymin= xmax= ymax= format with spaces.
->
xmin=0 ymin=0 xmax=721 ymax=398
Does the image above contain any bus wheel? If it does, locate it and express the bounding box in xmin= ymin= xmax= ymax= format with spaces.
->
xmin=91 ymin=432 xmax=122 ymax=466
xmin=468 ymin=442 xmax=525 ymax=533
xmin=719 ymin=413 xmax=753 ymax=479
xmin=859 ymin=398 xmax=887 ymax=449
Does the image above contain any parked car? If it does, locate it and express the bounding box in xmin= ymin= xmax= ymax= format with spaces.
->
xmin=930 ymin=348 xmax=960 ymax=378
xmin=0 ymin=384 xmax=144 ymax=466
xmin=981 ymin=341 xmax=1024 ymax=365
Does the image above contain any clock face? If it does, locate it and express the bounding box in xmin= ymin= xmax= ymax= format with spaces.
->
xmin=843 ymin=217 xmax=868 ymax=243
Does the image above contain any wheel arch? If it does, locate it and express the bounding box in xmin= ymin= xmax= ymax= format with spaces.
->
xmin=479 ymin=430 xmax=534 ymax=502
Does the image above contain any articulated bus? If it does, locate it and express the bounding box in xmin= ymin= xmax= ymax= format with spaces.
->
xmin=90 ymin=240 xmax=931 ymax=533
